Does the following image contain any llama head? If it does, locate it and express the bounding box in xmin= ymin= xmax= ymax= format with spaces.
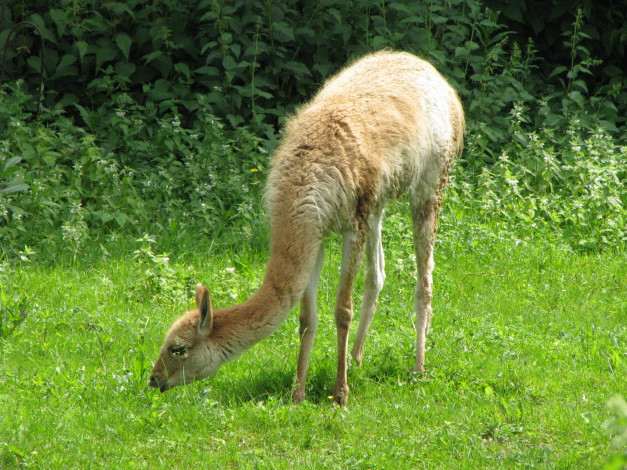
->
xmin=148 ymin=284 xmax=223 ymax=392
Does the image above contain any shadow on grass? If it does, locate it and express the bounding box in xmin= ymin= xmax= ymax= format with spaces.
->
xmin=217 ymin=366 xmax=338 ymax=406
xmin=210 ymin=349 xmax=417 ymax=407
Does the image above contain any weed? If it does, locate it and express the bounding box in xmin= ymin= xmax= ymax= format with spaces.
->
xmin=131 ymin=234 xmax=193 ymax=304
xmin=0 ymin=285 xmax=27 ymax=342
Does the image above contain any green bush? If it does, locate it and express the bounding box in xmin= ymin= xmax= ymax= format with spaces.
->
xmin=1 ymin=1 xmax=625 ymax=258
xmin=4 ymin=1 xmax=622 ymax=133
xmin=0 ymin=83 xmax=268 ymax=260
xmin=452 ymin=103 xmax=626 ymax=249
xmin=484 ymin=0 xmax=627 ymax=124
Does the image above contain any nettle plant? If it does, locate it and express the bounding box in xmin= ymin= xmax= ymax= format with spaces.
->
xmin=455 ymin=103 xmax=626 ymax=249
xmin=0 ymin=90 xmax=140 ymax=259
xmin=141 ymin=96 xmax=270 ymax=242
xmin=1 ymin=1 xmax=624 ymax=259
xmin=0 ymin=83 xmax=270 ymax=260
xmin=131 ymin=234 xmax=194 ymax=305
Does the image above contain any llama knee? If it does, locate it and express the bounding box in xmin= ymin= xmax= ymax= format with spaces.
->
xmin=365 ymin=268 xmax=385 ymax=295
xmin=335 ymin=301 xmax=353 ymax=330
xmin=299 ymin=310 xmax=317 ymax=337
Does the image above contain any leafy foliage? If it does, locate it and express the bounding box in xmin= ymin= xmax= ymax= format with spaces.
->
xmin=485 ymin=0 xmax=627 ymax=119
xmin=0 ymin=81 xmax=268 ymax=260
xmin=3 ymin=1 xmax=624 ymax=131
xmin=452 ymin=104 xmax=627 ymax=249
xmin=131 ymin=234 xmax=194 ymax=304
xmin=0 ymin=0 xmax=625 ymax=258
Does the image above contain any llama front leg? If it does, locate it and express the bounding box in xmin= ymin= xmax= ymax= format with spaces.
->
xmin=293 ymin=245 xmax=325 ymax=403
xmin=351 ymin=208 xmax=386 ymax=366
xmin=411 ymin=198 xmax=439 ymax=373
xmin=334 ymin=230 xmax=366 ymax=406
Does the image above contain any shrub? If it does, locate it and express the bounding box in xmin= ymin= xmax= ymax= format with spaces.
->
xmin=0 ymin=84 xmax=268 ymax=260
xmin=1 ymin=1 xmax=625 ymax=257
xmin=451 ymin=103 xmax=626 ymax=249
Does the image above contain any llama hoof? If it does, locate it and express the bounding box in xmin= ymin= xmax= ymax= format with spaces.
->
xmin=350 ymin=349 xmax=363 ymax=367
xmin=292 ymin=388 xmax=305 ymax=404
xmin=333 ymin=385 xmax=350 ymax=407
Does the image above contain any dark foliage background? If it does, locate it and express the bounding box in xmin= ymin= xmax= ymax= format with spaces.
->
xmin=484 ymin=0 xmax=627 ymax=86
xmin=3 ymin=1 xmax=624 ymax=130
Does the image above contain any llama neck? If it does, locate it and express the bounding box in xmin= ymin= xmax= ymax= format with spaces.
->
xmin=211 ymin=220 xmax=322 ymax=355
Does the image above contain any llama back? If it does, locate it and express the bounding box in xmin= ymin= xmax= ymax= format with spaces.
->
xmin=265 ymin=51 xmax=464 ymax=235
xmin=311 ymin=50 xmax=463 ymax=161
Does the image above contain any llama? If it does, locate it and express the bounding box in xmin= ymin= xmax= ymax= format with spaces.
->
xmin=148 ymin=51 xmax=465 ymax=406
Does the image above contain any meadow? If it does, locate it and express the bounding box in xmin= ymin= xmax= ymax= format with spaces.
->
xmin=1 ymin=2 xmax=626 ymax=467
xmin=1 ymin=205 xmax=625 ymax=468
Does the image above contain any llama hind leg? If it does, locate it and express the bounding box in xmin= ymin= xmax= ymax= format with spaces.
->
xmin=351 ymin=208 xmax=386 ymax=366
xmin=411 ymin=198 xmax=440 ymax=373
xmin=293 ymin=245 xmax=325 ymax=403
xmin=334 ymin=230 xmax=366 ymax=406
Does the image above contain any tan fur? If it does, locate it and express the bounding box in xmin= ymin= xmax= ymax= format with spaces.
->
xmin=149 ymin=51 xmax=465 ymax=406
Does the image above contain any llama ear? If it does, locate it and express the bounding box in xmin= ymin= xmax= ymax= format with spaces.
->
xmin=196 ymin=284 xmax=213 ymax=333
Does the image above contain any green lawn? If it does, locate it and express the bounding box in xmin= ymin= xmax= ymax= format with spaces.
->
xmin=1 ymin=212 xmax=625 ymax=468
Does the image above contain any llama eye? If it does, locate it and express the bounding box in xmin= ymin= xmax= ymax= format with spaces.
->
xmin=171 ymin=346 xmax=187 ymax=358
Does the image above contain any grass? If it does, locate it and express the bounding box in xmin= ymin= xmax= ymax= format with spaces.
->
xmin=1 ymin=207 xmax=625 ymax=468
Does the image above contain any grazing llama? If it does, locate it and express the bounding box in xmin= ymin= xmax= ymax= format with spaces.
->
xmin=149 ymin=50 xmax=465 ymax=406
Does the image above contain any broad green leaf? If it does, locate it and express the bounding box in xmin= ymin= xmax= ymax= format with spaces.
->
xmin=328 ymin=8 xmax=342 ymax=24
xmin=389 ymin=3 xmax=413 ymax=14
xmin=3 ymin=157 xmax=22 ymax=170
xmin=465 ymin=40 xmax=479 ymax=51
xmin=273 ymin=21 xmax=294 ymax=42
xmin=75 ymin=41 xmax=89 ymax=61
xmin=26 ymin=56 xmax=42 ymax=74
xmin=223 ymin=55 xmax=236 ymax=70
xmin=111 ymin=3 xmax=135 ymax=18
xmin=603 ymin=65 xmax=623 ymax=77
xmin=295 ymin=26 xmax=315 ymax=38
xmin=56 ymin=93 xmax=79 ymax=108
xmin=193 ymin=66 xmax=219 ymax=76
xmin=26 ymin=13 xmax=57 ymax=44
xmin=94 ymin=42 xmax=118 ymax=67
xmin=499 ymin=1 xmax=525 ymax=22
xmin=199 ymin=10 xmax=218 ymax=22
xmin=143 ymin=51 xmax=164 ymax=65
xmin=0 ymin=183 xmax=29 ymax=195
xmin=282 ymin=61 xmax=310 ymax=77
xmin=0 ymin=165 xmax=18 ymax=179
xmin=174 ymin=63 xmax=191 ymax=80
xmin=549 ymin=66 xmax=568 ymax=79
xmin=370 ymin=36 xmax=388 ymax=50
xmin=251 ymin=88 xmax=273 ymax=99
xmin=568 ymin=90 xmax=585 ymax=108
xmin=114 ymin=212 xmax=131 ymax=227
xmin=200 ymin=41 xmax=218 ymax=55
xmin=115 ymin=61 xmax=136 ymax=77
xmin=52 ymin=54 xmax=78 ymax=79
xmin=49 ymin=9 xmax=68 ymax=36
xmin=115 ymin=33 xmax=132 ymax=61
xmin=455 ymin=47 xmax=469 ymax=58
